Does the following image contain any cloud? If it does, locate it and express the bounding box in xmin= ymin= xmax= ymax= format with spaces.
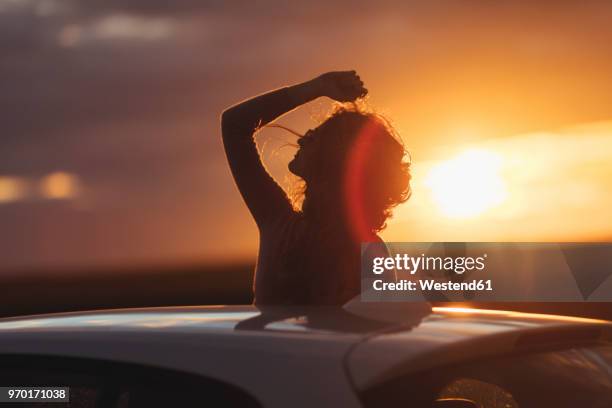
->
xmin=57 ymin=14 xmax=177 ymax=47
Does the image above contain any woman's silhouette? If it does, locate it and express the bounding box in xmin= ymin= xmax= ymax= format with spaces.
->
xmin=221 ymin=71 xmax=411 ymax=305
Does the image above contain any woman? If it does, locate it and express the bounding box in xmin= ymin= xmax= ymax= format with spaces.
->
xmin=221 ymin=71 xmax=411 ymax=305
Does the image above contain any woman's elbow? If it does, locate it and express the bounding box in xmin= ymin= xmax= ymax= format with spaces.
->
xmin=220 ymin=108 xmax=236 ymax=137
xmin=221 ymin=107 xmax=253 ymax=140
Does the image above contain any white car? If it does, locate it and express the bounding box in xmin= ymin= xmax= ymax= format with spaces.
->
xmin=0 ymin=303 xmax=610 ymax=408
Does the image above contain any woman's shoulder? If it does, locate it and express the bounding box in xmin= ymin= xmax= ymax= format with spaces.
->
xmin=258 ymin=208 xmax=303 ymax=234
xmin=362 ymin=235 xmax=388 ymax=255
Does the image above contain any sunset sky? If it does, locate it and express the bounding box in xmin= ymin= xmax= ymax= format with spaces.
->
xmin=2 ymin=1 xmax=612 ymax=272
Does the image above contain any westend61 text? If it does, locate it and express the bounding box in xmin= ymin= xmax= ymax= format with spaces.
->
xmin=373 ymin=279 xmax=493 ymax=292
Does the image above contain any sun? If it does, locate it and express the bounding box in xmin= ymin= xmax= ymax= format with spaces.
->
xmin=425 ymin=149 xmax=508 ymax=218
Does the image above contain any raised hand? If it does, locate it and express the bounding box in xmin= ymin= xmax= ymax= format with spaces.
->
xmin=314 ymin=70 xmax=367 ymax=102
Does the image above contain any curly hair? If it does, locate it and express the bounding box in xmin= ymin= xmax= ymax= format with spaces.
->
xmin=291 ymin=103 xmax=411 ymax=239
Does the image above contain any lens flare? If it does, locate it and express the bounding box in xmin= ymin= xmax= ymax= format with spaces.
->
xmin=0 ymin=176 xmax=28 ymax=203
xmin=40 ymin=172 xmax=80 ymax=200
xmin=344 ymin=122 xmax=378 ymax=242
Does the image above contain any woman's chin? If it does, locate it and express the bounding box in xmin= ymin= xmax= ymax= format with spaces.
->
xmin=288 ymin=159 xmax=300 ymax=176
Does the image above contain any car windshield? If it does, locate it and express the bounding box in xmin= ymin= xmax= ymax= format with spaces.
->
xmin=438 ymin=345 xmax=612 ymax=408
xmin=364 ymin=345 xmax=612 ymax=408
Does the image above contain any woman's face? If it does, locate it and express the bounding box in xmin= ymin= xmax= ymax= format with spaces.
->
xmin=288 ymin=129 xmax=321 ymax=179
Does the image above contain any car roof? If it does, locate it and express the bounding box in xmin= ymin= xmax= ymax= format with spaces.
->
xmin=0 ymin=303 xmax=433 ymax=336
xmin=0 ymin=304 xmax=606 ymax=335
xmin=0 ymin=305 xmax=609 ymax=394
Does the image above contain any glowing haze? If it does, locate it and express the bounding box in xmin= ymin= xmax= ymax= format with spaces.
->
xmin=1 ymin=1 xmax=612 ymax=271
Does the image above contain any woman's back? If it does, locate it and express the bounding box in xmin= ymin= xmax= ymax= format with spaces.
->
xmin=255 ymin=211 xmax=365 ymax=305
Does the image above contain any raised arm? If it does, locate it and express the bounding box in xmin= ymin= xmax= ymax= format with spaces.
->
xmin=221 ymin=71 xmax=366 ymax=226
